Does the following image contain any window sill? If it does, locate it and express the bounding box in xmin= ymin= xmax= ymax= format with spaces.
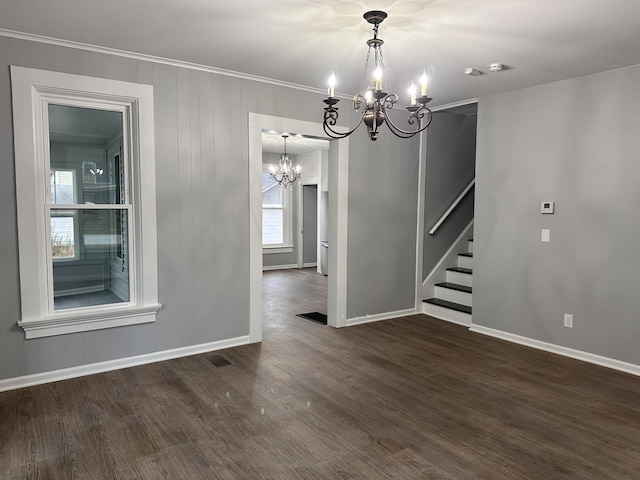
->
xmin=18 ymin=303 xmax=162 ymax=339
xmin=262 ymin=245 xmax=294 ymax=255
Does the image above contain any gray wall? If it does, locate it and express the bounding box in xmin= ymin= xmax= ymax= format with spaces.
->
xmin=423 ymin=111 xmax=476 ymax=278
xmin=0 ymin=35 xmax=424 ymax=381
xmin=346 ymin=127 xmax=421 ymax=318
xmin=475 ymin=64 xmax=640 ymax=365
xmin=302 ymin=184 xmax=318 ymax=264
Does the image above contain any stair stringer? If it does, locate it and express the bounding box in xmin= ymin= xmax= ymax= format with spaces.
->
xmin=421 ymin=220 xmax=474 ymax=320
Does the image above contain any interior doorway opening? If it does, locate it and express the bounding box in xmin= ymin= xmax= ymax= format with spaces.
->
xmin=248 ymin=113 xmax=349 ymax=343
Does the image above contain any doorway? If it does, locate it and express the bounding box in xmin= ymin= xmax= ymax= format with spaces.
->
xmin=248 ymin=113 xmax=350 ymax=342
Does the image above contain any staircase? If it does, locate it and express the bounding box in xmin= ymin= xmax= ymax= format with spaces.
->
xmin=423 ymin=239 xmax=473 ymax=325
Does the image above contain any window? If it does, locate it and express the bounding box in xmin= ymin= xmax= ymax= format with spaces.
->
xmin=11 ymin=66 xmax=160 ymax=339
xmin=262 ymin=171 xmax=293 ymax=251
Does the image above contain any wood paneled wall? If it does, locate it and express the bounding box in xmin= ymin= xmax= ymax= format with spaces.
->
xmin=0 ymin=34 xmax=424 ymax=382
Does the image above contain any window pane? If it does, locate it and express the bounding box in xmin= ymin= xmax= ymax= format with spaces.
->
xmin=262 ymin=208 xmax=284 ymax=244
xmin=262 ymin=173 xmax=282 ymax=206
xmin=50 ymin=170 xmax=76 ymax=204
xmin=48 ymin=104 xmax=125 ymax=205
xmin=51 ymin=215 xmax=75 ymax=258
xmin=51 ymin=208 xmax=130 ymax=310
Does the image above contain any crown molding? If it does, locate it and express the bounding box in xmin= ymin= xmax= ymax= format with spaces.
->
xmin=0 ymin=28 xmax=338 ymax=97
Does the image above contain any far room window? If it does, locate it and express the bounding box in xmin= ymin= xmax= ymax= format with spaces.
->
xmin=11 ymin=66 xmax=160 ymax=339
xmin=261 ymin=171 xmax=292 ymax=248
xmin=50 ymin=169 xmax=78 ymax=260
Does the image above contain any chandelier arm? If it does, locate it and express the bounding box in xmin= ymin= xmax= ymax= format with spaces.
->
xmin=323 ymin=103 xmax=367 ymax=139
xmin=384 ymin=105 xmax=433 ymax=138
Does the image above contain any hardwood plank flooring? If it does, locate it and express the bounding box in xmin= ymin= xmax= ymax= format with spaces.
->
xmin=2 ymin=267 xmax=640 ymax=479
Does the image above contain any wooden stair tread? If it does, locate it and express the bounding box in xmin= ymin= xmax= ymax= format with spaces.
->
xmin=447 ymin=266 xmax=472 ymax=275
xmin=435 ymin=282 xmax=472 ymax=293
xmin=423 ymin=298 xmax=472 ymax=315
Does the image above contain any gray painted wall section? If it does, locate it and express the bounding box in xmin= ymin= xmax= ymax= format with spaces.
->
xmin=346 ymin=128 xmax=421 ymax=318
xmin=423 ymin=112 xmax=476 ymax=279
xmin=303 ymin=185 xmax=318 ymax=264
xmin=474 ymin=64 xmax=640 ymax=365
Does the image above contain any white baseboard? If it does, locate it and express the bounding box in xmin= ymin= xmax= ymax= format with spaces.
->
xmin=0 ymin=335 xmax=251 ymax=392
xmin=346 ymin=308 xmax=418 ymax=327
xmin=470 ymin=324 xmax=640 ymax=377
xmin=262 ymin=263 xmax=298 ymax=271
xmin=302 ymin=262 xmax=317 ymax=268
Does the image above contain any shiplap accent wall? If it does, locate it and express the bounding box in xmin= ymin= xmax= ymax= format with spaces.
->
xmin=0 ymin=34 xmax=425 ymax=381
xmin=0 ymin=35 xmax=327 ymax=380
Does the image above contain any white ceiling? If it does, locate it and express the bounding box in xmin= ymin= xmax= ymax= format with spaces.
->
xmin=2 ymin=1 xmax=640 ymax=107
xmin=262 ymin=132 xmax=330 ymax=155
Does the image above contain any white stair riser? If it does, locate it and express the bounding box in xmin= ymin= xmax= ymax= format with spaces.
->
xmin=468 ymin=240 xmax=473 ymax=254
xmin=457 ymin=255 xmax=473 ymax=269
xmin=423 ymin=302 xmax=471 ymax=326
xmin=435 ymin=286 xmax=472 ymax=307
xmin=446 ymin=270 xmax=473 ymax=287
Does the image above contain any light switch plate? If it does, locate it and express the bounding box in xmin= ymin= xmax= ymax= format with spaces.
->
xmin=541 ymin=229 xmax=550 ymax=242
xmin=541 ymin=201 xmax=555 ymax=214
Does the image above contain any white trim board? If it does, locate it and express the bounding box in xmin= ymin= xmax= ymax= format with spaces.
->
xmin=470 ymin=324 xmax=640 ymax=377
xmin=262 ymin=264 xmax=298 ymax=271
xmin=0 ymin=335 xmax=251 ymax=393
xmin=346 ymin=308 xmax=418 ymax=327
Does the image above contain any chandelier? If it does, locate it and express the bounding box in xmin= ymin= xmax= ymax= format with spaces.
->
xmin=322 ymin=10 xmax=433 ymax=141
xmin=268 ymin=135 xmax=300 ymax=187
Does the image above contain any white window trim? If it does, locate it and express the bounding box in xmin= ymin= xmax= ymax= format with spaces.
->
xmin=11 ymin=66 xmax=161 ymax=339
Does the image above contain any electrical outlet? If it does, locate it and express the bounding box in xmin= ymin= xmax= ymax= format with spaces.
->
xmin=564 ymin=313 xmax=573 ymax=328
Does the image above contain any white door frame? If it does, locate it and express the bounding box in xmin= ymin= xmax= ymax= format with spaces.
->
xmin=248 ymin=113 xmax=349 ymax=342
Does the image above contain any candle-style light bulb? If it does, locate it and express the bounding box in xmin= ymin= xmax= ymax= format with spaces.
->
xmin=374 ymin=66 xmax=383 ymax=91
xmin=269 ymin=164 xmax=276 ymax=173
xmin=328 ymin=72 xmax=336 ymax=98
xmin=409 ymin=82 xmax=417 ymax=106
xmin=420 ymin=70 xmax=428 ymax=96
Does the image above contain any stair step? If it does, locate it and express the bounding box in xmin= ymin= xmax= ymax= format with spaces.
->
xmin=447 ymin=267 xmax=472 ymax=275
xmin=423 ymin=298 xmax=472 ymax=315
xmin=435 ymin=282 xmax=472 ymax=293
xmin=434 ymin=282 xmax=472 ymax=306
xmin=457 ymin=252 xmax=473 ymax=269
xmin=446 ymin=267 xmax=472 ymax=287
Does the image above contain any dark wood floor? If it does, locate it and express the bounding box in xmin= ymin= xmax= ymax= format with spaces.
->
xmin=2 ymin=268 xmax=640 ymax=479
